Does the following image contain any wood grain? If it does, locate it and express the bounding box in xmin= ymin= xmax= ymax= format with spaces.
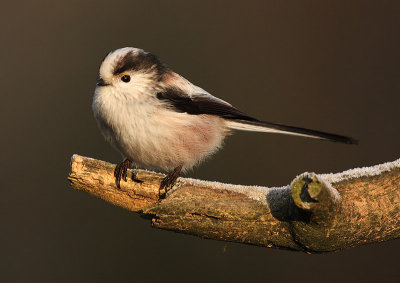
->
xmin=68 ymin=154 xmax=400 ymax=252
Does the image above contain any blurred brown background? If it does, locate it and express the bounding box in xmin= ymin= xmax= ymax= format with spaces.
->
xmin=1 ymin=0 xmax=400 ymax=282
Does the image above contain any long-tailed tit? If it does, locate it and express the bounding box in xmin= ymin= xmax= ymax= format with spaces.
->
xmin=93 ymin=47 xmax=357 ymax=195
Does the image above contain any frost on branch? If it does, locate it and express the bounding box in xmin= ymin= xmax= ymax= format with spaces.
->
xmin=68 ymin=155 xmax=400 ymax=253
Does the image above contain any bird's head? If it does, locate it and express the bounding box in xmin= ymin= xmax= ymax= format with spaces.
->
xmin=95 ymin=47 xmax=169 ymax=101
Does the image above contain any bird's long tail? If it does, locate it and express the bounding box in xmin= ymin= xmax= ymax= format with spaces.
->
xmin=226 ymin=119 xmax=358 ymax=144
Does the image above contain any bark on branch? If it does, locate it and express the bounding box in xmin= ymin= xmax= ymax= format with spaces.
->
xmin=68 ymin=154 xmax=400 ymax=253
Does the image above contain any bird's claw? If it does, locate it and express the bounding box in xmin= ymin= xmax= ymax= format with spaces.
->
xmin=114 ymin=159 xmax=132 ymax=189
xmin=159 ymin=165 xmax=183 ymax=199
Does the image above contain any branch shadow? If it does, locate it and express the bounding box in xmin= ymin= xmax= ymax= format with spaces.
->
xmin=265 ymin=186 xmax=311 ymax=222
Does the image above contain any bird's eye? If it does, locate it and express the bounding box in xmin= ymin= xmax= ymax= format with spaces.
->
xmin=121 ymin=74 xmax=131 ymax=83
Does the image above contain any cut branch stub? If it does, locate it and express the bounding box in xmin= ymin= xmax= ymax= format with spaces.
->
xmin=289 ymin=173 xmax=343 ymax=252
xmin=291 ymin=173 xmax=341 ymax=222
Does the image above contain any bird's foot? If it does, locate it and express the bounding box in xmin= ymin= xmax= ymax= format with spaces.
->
xmin=114 ymin=159 xmax=136 ymax=189
xmin=159 ymin=165 xmax=183 ymax=199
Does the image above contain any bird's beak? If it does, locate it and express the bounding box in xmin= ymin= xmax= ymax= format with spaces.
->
xmin=96 ymin=77 xmax=110 ymax=87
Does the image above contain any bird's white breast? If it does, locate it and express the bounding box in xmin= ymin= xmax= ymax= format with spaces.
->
xmin=92 ymin=86 xmax=228 ymax=171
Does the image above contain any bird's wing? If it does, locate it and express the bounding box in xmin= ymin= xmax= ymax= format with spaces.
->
xmin=156 ymin=87 xmax=258 ymax=121
xmin=157 ymin=73 xmax=357 ymax=144
xmin=158 ymin=72 xmax=257 ymax=120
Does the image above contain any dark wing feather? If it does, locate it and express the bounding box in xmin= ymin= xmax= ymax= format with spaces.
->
xmin=156 ymin=88 xmax=258 ymax=121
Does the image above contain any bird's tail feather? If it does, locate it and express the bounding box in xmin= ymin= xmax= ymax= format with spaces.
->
xmin=226 ymin=119 xmax=358 ymax=145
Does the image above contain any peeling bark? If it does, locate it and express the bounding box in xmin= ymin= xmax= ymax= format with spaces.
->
xmin=68 ymin=154 xmax=400 ymax=253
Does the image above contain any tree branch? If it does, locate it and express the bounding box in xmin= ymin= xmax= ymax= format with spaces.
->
xmin=68 ymin=154 xmax=400 ymax=253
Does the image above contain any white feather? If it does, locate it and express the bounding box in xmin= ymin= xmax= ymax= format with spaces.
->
xmin=226 ymin=120 xmax=326 ymax=140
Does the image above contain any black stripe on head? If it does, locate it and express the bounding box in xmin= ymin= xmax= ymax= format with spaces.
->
xmin=112 ymin=50 xmax=169 ymax=78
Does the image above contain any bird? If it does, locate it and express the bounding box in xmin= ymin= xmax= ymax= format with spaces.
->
xmin=92 ymin=47 xmax=357 ymax=196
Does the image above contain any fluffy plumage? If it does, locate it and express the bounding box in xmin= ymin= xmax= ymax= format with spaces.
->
xmin=92 ymin=47 xmax=356 ymax=191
